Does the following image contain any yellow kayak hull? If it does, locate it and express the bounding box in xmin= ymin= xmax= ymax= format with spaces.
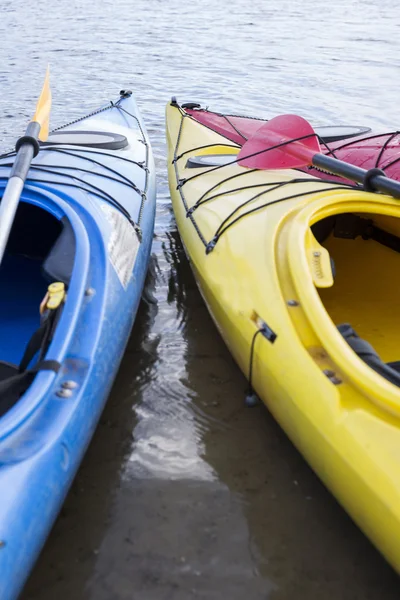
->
xmin=166 ymin=101 xmax=400 ymax=573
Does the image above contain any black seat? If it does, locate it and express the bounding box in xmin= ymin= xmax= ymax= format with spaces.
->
xmin=42 ymin=216 xmax=76 ymax=284
xmin=338 ymin=323 xmax=400 ymax=388
xmin=0 ymin=303 xmax=62 ymax=418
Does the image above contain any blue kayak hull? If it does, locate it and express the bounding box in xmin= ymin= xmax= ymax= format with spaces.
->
xmin=0 ymin=92 xmax=156 ymax=598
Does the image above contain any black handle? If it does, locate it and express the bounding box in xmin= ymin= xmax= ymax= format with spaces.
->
xmin=313 ymin=153 xmax=400 ymax=199
xmin=10 ymin=121 xmax=41 ymax=180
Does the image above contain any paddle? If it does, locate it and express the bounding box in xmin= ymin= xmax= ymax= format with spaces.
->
xmin=237 ymin=114 xmax=400 ymax=199
xmin=0 ymin=67 xmax=51 ymax=263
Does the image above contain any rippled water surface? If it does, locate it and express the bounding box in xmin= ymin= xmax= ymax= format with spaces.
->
xmin=1 ymin=0 xmax=399 ymax=597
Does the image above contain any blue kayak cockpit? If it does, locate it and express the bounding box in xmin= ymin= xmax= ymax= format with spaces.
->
xmin=0 ymin=179 xmax=95 ymax=437
xmin=0 ymin=200 xmax=76 ymax=417
xmin=0 ymin=111 xmax=149 ymax=425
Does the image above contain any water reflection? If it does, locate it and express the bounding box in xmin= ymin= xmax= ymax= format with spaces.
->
xmin=125 ymin=214 xmax=215 ymax=481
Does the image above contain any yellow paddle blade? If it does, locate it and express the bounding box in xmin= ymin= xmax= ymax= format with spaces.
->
xmin=33 ymin=67 xmax=52 ymax=141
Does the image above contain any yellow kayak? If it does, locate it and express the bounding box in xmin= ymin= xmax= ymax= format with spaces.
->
xmin=166 ymin=99 xmax=400 ymax=572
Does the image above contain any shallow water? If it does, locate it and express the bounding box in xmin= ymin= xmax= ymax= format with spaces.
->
xmin=0 ymin=0 xmax=399 ymax=597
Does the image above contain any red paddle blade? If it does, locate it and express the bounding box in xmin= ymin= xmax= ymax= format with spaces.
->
xmin=237 ymin=114 xmax=321 ymax=170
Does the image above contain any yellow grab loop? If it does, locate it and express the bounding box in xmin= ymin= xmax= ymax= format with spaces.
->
xmin=40 ymin=282 xmax=65 ymax=314
xmin=33 ymin=66 xmax=51 ymax=141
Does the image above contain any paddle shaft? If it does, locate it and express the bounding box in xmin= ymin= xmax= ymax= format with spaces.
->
xmin=313 ymin=153 xmax=400 ymax=199
xmin=0 ymin=121 xmax=41 ymax=263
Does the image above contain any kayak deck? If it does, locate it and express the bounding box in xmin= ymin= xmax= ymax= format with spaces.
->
xmin=185 ymin=105 xmax=400 ymax=183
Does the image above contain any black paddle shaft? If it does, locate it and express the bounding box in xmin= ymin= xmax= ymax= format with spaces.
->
xmin=313 ymin=153 xmax=400 ymax=199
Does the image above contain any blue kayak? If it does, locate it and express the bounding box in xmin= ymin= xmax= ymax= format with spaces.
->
xmin=0 ymin=90 xmax=156 ymax=598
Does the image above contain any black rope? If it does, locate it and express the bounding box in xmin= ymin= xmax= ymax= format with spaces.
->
xmin=375 ymin=132 xmax=398 ymax=168
xmin=317 ymin=135 xmax=339 ymax=160
xmin=0 ymin=95 xmax=151 ymax=227
xmin=0 ymin=160 xmax=141 ymax=195
xmin=173 ymin=110 xmax=208 ymax=246
xmin=49 ymin=101 xmax=117 ymax=134
xmin=195 ymin=169 xmax=258 ymax=206
xmin=188 ymin=107 xmax=341 ymax=161
xmin=245 ymin=328 xmax=265 ymax=403
xmin=201 ymin=107 xmax=267 ymax=123
xmin=323 ymin=131 xmax=399 ymax=155
xmin=115 ymin=104 xmax=150 ymax=225
xmin=177 ymin=132 xmax=319 ymax=189
xmin=0 ymin=174 xmax=135 ymax=226
xmin=381 ymin=154 xmax=400 ymax=173
xmin=37 ymin=146 xmax=147 ymax=170
xmin=172 ymin=105 xmax=356 ymax=250
xmin=206 ymin=185 xmax=353 ymax=254
xmin=189 ymin=176 xmax=351 ymax=216
xmin=220 ymin=114 xmax=248 ymax=141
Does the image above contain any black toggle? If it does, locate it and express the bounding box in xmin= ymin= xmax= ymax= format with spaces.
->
xmin=363 ymin=168 xmax=386 ymax=193
xmin=206 ymin=238 xmax=218 ymax=254
xmin=259 ymin=323 xmax=277 ymax=344
xmin=15 ymin=135 xmax=40 ymax=157
xmin=181 ymin=102 xmax=201 ymax=110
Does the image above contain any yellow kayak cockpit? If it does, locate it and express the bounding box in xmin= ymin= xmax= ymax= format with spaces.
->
xmin=283 ymin=193 xmax=400 ymax=416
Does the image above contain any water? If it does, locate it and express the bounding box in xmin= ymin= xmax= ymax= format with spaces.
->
xmin=0 ymin=0 xmax=399 ymax=597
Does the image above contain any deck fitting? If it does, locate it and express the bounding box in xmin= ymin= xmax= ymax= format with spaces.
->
xmin=56 ymin=388 xmax=73 ymax=399
xmin=62 ymin=380 xmax=78 ymax=390
xmin=287 ymin=299 xmax=299 ymax=307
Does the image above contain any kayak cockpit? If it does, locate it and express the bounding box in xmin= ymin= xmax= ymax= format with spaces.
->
xmin=286 ymin=193 xmax=400 ymax=414
xmin=0 ymin=201 xmax=75 ymax=418
xmin=315 ymin=212 xmax=400 ymax=361
xmin=315 ymin=212 xmax=400 ymax=387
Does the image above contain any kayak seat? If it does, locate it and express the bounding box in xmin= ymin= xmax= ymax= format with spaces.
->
xmin=42 ymin=217 xmax=76 ymax=285
xmin=312 ymin=216 xmax=336 ymax=244
xmin=338 ymin=323 xmax=400 ymax=387
xmin=0 ymin=362 xmax=30 ymax=418
xmin=0 ymin=304 xmax=62 ymax=418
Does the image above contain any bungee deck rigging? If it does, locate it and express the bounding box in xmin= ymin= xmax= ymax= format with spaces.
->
xmin=185 ymin=104 xmax=400 ymax=177
xmin=172 ymin=105 xmax=362 ymax=253
xmin=0 ymin=94 xmax=151 ymax=232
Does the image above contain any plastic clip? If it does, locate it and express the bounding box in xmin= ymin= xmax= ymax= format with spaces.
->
xmin=40 ymin=282 xmax=66 ymax=315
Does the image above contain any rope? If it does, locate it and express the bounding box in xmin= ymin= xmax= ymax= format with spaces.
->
xmin=172 ymin=102 xmax=354 ymax=251
xmin=0 ymin=95 xmax=151 ymax=227
xmin=245 ymin=327 xmax=266 ymax=406
xmin=205 ymin=185 xmax=352 ymax=254
xmin=173 ymin=111 xmax=208 ymax=246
